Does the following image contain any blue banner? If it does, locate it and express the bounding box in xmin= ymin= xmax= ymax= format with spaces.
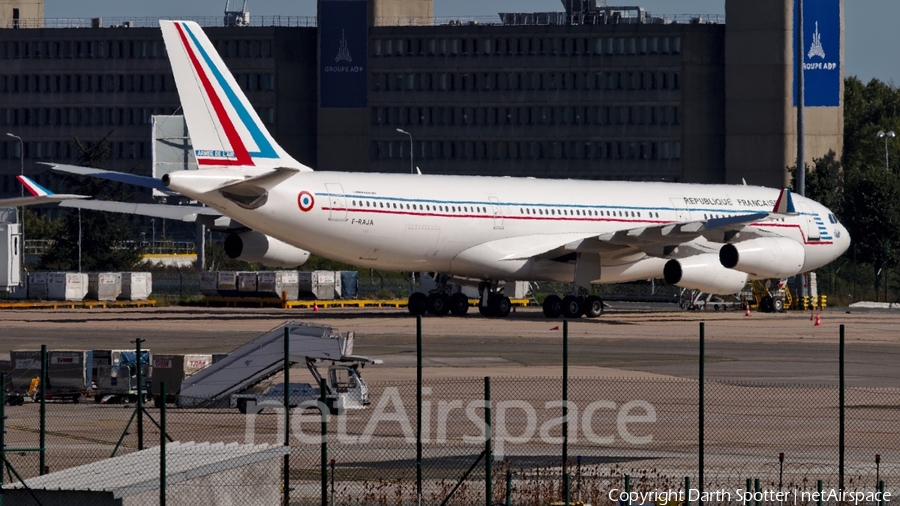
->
xmin=320 ymin=0 xmax=368 ymax=109
xmin=793 ymin=0 xmax=841 ymax=107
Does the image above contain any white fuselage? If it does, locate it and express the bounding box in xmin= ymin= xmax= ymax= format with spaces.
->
xmin=167 ymin=171 xmax=850 ymax=284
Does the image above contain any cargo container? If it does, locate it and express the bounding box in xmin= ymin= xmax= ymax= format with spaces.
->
xmin=217 ymin=271 xmax=238 ymax=296
xmin=199 ymin=271 xmax=219 ymax=296
xmin=257 ymin=270 xmax=299 ymax=300
xmin=338 ymin=271 xmax=359 ymax=299
xmin=298 ymin=270 xmax=335 ymax=300
xmin=87 ymin=272 xmax=122 ymax=301
xmin=237 ymin=272 xmax=258 ymax=296
xmin=120 ymin=272 xmax=152 ymax=300
xmin=47 ymin=272 xmax=88 ymax=301
xmin=26 ymin=273 xmax=48 ymax=299
xmin=94 ymin=349 xmax=151 ymax=403
xmin=150 ymin=353 xmax=212 ymax=405
xmin=6 ymin=350 xmax=88 ymax=403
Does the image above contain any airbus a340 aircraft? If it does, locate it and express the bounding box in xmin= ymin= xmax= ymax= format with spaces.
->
xmin=113 ymin=20 xmax=851 ymax=319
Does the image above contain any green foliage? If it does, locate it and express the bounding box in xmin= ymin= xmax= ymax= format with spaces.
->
xmin=843 ymin=77 xmax=900 ymax=172
xmin=22 ymin=207 xmax=61 ymax=240
xmin=40 ymin=134 xmax=143 ymax=271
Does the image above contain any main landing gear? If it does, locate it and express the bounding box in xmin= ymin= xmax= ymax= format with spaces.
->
xmin=542 ymin=294 xmax=604 ymax=319
xmin=406 ymin=279 xmax=511 ymax=318
xmin=407 ymin=291 xmax=471 ymax=317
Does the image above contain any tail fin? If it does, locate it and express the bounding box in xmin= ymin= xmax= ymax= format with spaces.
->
xmin=159 ymin=20 xmax=310 ymax=172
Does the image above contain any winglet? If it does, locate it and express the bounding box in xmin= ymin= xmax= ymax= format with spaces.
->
xmin=17 ymin=175 xmax=53 ymax=197
xmin=772 ymin=188 xmax=796 ymax=214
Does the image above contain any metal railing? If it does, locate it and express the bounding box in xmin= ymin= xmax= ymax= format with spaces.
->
xmin=0 ymin=16 xmax=317 ymax=30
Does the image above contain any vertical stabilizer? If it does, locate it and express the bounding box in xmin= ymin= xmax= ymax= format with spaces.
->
xmin=159 ymin=20 xmax=311 ymax=171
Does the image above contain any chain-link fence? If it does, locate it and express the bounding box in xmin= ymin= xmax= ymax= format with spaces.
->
xmin=3 ymin=377 xmax=897 ymax=505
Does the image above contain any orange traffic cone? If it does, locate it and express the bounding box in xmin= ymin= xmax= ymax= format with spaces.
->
xmin=313 ymin=302 xmax=319 ymax=313
xmin=744 ymin=304 xmax=751 ymax=317
xmin=814 ymin=312 xmax=821 ymax=326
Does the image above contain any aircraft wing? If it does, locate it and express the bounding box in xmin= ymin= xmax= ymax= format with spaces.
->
xmin=0 ymin=175 xmax=89 ymax=207
xmin=58 ymin=199 xmax=220 ymax=221
xmin=504 ymin=188 xmax=800 ymax=261
xmin=41 ymin=163 xmax=175 ymax=195
xmin=500 ymin=210 xmax=783 ymax=262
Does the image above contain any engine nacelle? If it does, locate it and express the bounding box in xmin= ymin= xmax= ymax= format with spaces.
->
xmin=664 ymin=254 xmax=748 ymax=294
xmin=719 ymin=237 xmax=805 ymax=279
xmin=223 ymin=231 xmax=310 ymax=268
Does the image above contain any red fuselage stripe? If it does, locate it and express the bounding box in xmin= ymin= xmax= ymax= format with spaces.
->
xmin=174 ymin=23 xmax=253 ymax=167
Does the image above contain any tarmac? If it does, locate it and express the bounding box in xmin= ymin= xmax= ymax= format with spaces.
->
xmin=0 ymin=303 xmax=897 ymax=387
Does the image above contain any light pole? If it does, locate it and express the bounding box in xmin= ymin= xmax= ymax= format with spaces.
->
xmin=6 ymin=132 xmax=24 ymax=280
xmin=396 ymin=128 xmax=414 ymax=174
xmin=877 ymin=130 xmax=895 ymax=172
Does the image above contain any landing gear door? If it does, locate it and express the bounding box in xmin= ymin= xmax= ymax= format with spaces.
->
xmin=325 ymin=183 xmax=347 ymax=222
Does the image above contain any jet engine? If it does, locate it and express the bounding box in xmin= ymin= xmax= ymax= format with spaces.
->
xmin=223 ymin=231 xmax=310 ymax=268
xmin=719 ymin=237 xmax=805 ymax=279
xmin=664 ymin=254 xmax=748 ymax=294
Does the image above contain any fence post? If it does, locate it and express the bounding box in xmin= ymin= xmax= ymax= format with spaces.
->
xmin=485 ymin=376 xmax=492 ymax=506
xmin=879 ymin=480 xmax=885 ymax=506
xmin=816 ymin=479 xmax=822 ymax=506
xmin=625 ymin=474 xmax=631 ymax=506
xmin=505 ymin=468 xmax=512 ymax=506
xmin=562 ymin=319 xmax=569 ymax=487
xmin=160 ymin=382 xmax=166 ymax=506
xmin=778 ymin=453 xmax=784 ymax=493
xmin=684 ymin=476 xmax=690 ymax=506
xmin=283 ymin=327 xmax=290 ymax=506
xmin=698 ymin=321 xmax=704 ymax=505
xmin=754 ymin=478 xmax=760 ymax=506
xmin=417 ymin=315 xmax=423 ymax=506
xmin=320 ymin=378 xmax=328 ymax=506
xmin=135 ymin=338 xmax=144 ymax=451
xmin=1 ymin=373 xmax=5 ymax=504
xmin=839 ymin=324 xmax=845 ymax=491
xmin=565 ymin=472 xmax=571 ymax=506
xmin=39 ymin=344 xmax=46 ymax=475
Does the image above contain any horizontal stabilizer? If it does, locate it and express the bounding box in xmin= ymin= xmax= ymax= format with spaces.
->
xmin=43 ymin=163 xmax=175 ymax=194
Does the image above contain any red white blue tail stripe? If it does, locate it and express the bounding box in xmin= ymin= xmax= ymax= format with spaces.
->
xmin=18 ymin=175 xmax=53 ymax=197
xmin=160 ymin=20 xmax=309 ymax=171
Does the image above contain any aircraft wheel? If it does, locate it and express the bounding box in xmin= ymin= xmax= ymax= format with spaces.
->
xmin=478 ymin=304 xmax=495 ymax=317
xmin=561 ymin=295 xmax=583 ymax=319
xmin=491 ymin=295 xmax=511 ymax=317
xmin=543 ymin=295 xmax=562 ymax=318
xmin=449 ymin=293 xmax=470 ymax=316
xmin=408 ymin=292 xmax=428 ymax=316
xmin=427 ymin=293 xmax=451 ymax=316
xmin=772 ymin=297 xmax=785 ymax=313
xmin=584 ymin=296 xmax=603 ymax=318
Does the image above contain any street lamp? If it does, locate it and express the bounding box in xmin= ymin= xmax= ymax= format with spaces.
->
xmin=396 ymin=128 xmax=414 ymax=174
xmin=877 ymin=130 xmax=896 ymax=172
xmin=6 ymin=132 xmax=24 ymax=280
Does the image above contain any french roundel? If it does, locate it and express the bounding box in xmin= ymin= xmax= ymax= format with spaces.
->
xmin=297 ymin=191 xmax=315 ymax=212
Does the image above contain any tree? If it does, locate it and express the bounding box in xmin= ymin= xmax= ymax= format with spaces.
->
xmin=790 ymin=150 xmax=844 ymax=218
xmin=841 ymin=166 xmax=900 ymax=296
xmin=40 ymin=134 xmax=143 ymax=271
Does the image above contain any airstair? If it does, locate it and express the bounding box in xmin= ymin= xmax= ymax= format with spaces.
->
xmin=178 ymin=321 xmax=377 ymax=407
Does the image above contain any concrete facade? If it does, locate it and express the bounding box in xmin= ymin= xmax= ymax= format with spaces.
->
xmin=0 ymin=26 xmax=317 ymax=196
xmin=356 ymin=22 xmax=723 ymax=182
xmin=724 ymin=0 xmax=843 ymax=188
xmin=0 ymin=0 xmax=43 ymax=29
xmin=0 ymin=0 xmax=845 ymax=203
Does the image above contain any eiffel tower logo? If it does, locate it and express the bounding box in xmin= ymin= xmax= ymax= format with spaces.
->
xmin=335 ymin=29 xmax=352 ymax=63
xmin=807 ymin=21 xmax=825 ymax=59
